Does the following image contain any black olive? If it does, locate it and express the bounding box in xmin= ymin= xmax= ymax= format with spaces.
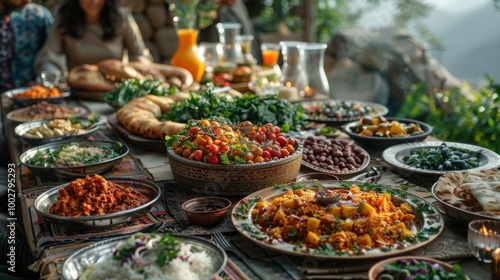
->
xmin=461 ymin=153 xmax=471 ymax=160
xmin=452 ymin=151 xmax=463 ymax=158
xmin=452 ymin=160 xmax=466 ymax=169
xmin=440 ymin=147 xmax=449 ymax=158
xmin=444 ymin=160 xmax=452 ymax=170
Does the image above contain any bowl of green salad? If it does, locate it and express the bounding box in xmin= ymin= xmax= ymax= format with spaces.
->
xmin=20 ymin=140 xmax=129 ymax=178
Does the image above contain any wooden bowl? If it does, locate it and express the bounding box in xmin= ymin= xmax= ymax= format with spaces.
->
xmin=182 ymin=197 xmax=231 ymax=227
xmin=368 ymin=256 xmax=470 ymax=280
xmin=168 ymin=144 xmax=303 ymax=197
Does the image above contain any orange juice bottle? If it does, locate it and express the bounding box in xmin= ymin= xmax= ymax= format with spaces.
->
xmin=171 ymin=28 xmax=205 ymax=83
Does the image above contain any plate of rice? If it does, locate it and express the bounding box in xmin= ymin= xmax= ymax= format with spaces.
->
xmin=62 ymin=233 xmax=227 ymax=280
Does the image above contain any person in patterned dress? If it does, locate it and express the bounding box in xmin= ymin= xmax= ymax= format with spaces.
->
xmin=0 ymin=0 xmax=53 ymax=93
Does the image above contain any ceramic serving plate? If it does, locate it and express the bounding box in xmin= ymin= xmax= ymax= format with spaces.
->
xmin=382 ymin=141 xmax=500 ymax=176
xmin=231 ymin=180 xmax=444 ymax=260
xmin=341 ymin=117 xmax=433 ymax=150
xmin=431 ymin=169 xmax=500 ymax=225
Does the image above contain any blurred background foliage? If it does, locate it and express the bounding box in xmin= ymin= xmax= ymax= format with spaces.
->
xmin=246 ymin=0 xmax=441 ymax=47
xmin=396 ymin=78 xmax=500 ymax=153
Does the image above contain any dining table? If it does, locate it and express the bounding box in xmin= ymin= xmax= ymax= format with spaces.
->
xmin=0 ymin=94 xmax=493 ymax=280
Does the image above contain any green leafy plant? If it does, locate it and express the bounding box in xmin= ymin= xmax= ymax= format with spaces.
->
xmin=396 ymin=77 xmax=500 ymax=153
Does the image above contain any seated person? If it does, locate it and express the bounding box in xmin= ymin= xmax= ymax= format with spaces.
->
xmin=0 ymin=0 xmax=53 ymax=93
xmin=35 ymin=0 xmax=193 ymax=89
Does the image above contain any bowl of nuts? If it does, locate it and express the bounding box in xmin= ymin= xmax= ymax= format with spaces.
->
xmin=167 ymin=118 xmax=303 ymax=197
xmin=301 ymin=136 xmax=370 ymax=179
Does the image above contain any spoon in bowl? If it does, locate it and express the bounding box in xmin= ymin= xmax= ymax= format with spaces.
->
xmin=313 ymin=183 xmax=342 ymax=206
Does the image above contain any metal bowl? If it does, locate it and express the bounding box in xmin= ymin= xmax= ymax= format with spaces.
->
xmin=34 ymin=178 xmax=160 ymax=228
xmin=168 ymin=143 xmax=303 ymax=197
xmin=61 ymin=233 xmax=227 ymax=280
xmin=4 ymin=87 xmax=71 ymax=107
xmin=14 ymin=118 xmax=101 ymax=147
xmin=341 ymin=117 xmax=433 ymax=150
xmin=20 ymin=140 xmax=129 ymax=178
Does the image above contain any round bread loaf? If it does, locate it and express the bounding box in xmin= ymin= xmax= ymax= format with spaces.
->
xmin=66 ymin=64 xmax=115 ymax=92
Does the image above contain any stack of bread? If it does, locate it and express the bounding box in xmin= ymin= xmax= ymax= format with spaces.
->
xmin=116 ymin=93 xmax=191 ymax=140
xmin=67 ymin=59 xmax=194 ymax=92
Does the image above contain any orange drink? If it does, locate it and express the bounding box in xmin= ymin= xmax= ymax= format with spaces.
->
xmin=171 ymin=17 xmax=205 ymax=83
xmin=261 ymin=43 xmax=281 ymax=66
xmin=171 ymin=29 xmax=205 ymax=82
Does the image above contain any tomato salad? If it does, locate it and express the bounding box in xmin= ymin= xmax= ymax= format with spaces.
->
xmin=166 ymin=118 xmax=297 ymax=165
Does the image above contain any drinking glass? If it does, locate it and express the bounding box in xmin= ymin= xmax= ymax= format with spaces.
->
xmin=260 ymin=43 xmax=282 ymax=83
xmin=198 ymin=42 xmax=223 ymax=72
xmin=40 ymin=70 xmax=61 ymax=88
xmin=468 ymin=219 xmax=500 ymax=263
xmin=216 ymin=22 xmax=242 ymax=64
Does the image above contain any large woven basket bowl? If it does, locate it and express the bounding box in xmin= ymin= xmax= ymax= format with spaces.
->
xmin=167 ymin=144 xmax=303 ymax=197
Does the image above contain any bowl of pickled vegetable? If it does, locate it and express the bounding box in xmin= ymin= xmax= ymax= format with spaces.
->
xmin=368 ymin=256 xmax=469 ymax=280
xmin=166 ymin=118 xmax=303 ymax=197
xmin=14 ymin=117 xmax=101 ymax=146
xmin=341 ymin=117 xmax=433 ymax=150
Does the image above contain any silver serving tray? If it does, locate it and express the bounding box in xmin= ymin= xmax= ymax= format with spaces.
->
xmin=20 ymin=140 xmax=128 ymax=178
xmin=34 ymin=178 xmax=160 ymax=228
xmin=61 ymin=234 xmax=227 ymax=280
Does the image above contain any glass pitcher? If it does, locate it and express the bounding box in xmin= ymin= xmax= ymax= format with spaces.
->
xmin=279 ymin=41 xmax=308 ymax=94
xmin=216 ymin=23 xmax=242 ymax=65
xmin=302 ymin=43 xmax=330 ymax=98
xmin=171 ymin=16 xmax=205 ymax=83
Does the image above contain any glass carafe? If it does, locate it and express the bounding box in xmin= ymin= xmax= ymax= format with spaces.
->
xmin=302 ymin=43 xmax=330 ymax=97
xmin=236 ymin=34 xmax=257 ymax=66
xmin=279 ymin=41 xmax=308 ymax=93
xmin=171 ymin=16 xmax=205 ymax=83
xmin=216 ymin=23 xmax=242 ymax=65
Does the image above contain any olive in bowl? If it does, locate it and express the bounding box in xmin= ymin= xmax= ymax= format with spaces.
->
xmin=182 ymin=197 xmax=232 ymax=227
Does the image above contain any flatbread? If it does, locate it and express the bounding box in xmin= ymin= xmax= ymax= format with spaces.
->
xmin=434 ymin=169 xmax=500 ymax=217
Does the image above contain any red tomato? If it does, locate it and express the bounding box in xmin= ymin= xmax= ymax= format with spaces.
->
xmin=288 ymin=138 xmax=296 ymax=147
xmin=280 ymin=148 xmax=290 ymax=157
xmin=208 ymin=143 xmax=219 ymax=155
xmin=189 ymin=127 xmax=200 ymax=135
xmin=276 ymin=136 xmax=288 ymax=147
xmin=262 ymin=150 xmax=271 ymax=159
xmin=192 ymin=150 xmax=203 ymax=161
xmin=205 ymin=153 xmax=220 ymax=164
xmin=219 ymin=143 xmax=229 ymax=153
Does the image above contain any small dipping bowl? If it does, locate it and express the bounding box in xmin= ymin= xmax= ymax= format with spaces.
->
xmin=182 ymin=197 xmax=232 ymax=227
xmin=296 ymin=172 xmax=340 ymax=182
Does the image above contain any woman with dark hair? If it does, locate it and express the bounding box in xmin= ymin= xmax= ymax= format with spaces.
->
xmin=35 ymin=0 xmax=153 ymax=75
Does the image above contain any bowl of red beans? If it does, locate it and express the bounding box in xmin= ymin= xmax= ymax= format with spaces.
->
xmin=166 ymin=118 xmax=303 ymax=196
